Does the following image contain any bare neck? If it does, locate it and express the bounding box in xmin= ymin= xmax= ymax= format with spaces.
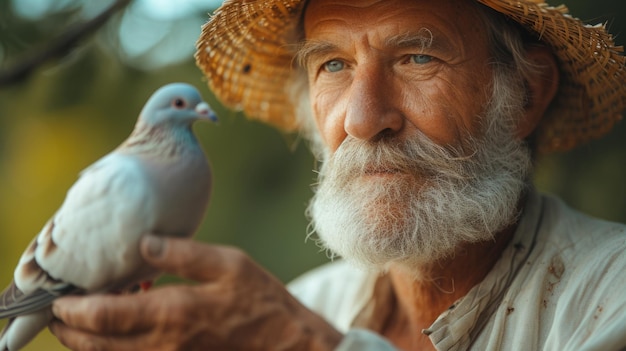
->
xmin=383 ymin=225 xmax=516 ymax=350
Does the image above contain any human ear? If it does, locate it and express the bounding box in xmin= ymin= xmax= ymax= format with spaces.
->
xmin=516 ymin=46 xmax=559 ymax=139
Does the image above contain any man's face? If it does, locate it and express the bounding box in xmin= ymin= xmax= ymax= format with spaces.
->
xmin=301 ymin=0 xmax=494 ymax=153
xmin=300 ymin=0 xmax=533 ymax=270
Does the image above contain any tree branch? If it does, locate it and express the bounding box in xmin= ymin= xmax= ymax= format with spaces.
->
xmin=0 ymin=0 xmax=132 ymax=87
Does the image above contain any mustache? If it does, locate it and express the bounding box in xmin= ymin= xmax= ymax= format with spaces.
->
xmin=321 ymin=136 xmax=476 ymax=182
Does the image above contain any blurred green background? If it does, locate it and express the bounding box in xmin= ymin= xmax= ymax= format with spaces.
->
xmin=0 ymin=0 xmax=624 ymax=349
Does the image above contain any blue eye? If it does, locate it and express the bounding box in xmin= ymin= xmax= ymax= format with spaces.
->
xmin=410 ymin=54 xmax=433 ymax=64
xmin=324 ymin=60 xmax=345 ymax=73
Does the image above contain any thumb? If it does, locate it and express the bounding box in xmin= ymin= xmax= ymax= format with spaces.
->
xmin=140 ymin=234 xmax=231 ymax=282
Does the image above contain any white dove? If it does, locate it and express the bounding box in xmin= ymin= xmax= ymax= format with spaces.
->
xmin=0 ymin=82 xmax=217 ymax=351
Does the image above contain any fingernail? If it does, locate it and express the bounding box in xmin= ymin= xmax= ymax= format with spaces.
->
xmin=142 ymin=235 xmax=165 ymax=258
xmin=51 ymin=300 xmax=63 ymax=317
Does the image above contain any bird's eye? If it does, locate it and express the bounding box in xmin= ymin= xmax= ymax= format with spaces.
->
xmin=172 ymin=98 xmax=186 ymax=109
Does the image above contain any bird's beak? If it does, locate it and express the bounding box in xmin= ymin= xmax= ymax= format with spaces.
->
xmin=195 ymin=102 xmax=218 ymax=122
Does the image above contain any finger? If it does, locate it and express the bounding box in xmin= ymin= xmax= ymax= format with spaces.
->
xmin=140 ymin=234 xmax=252 ymax=282
xmin=52 ymin=293 xmax=154 ymax=335
xmin=50 ymin=320 xmax=155 ymax=351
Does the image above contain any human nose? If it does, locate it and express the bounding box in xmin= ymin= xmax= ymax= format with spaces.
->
xmin=344 ymin=67 xmax=404 ymax=141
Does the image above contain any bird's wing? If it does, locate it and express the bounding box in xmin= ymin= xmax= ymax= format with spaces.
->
xmin=10 ymin=153 xmax=158 ymax=305
xmin=0 ymin=279 xmax=74 ymax=319
xmin=0 ymin=231 xmax=78 ymax=319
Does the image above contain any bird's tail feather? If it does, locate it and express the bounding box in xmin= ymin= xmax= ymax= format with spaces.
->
xmin=0 ymin=317 xmax=15 ymax=351
xmin=0 ymin=309 xmax=53 ymax=351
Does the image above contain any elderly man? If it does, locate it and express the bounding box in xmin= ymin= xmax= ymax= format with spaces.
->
xmin=50 ymin=0 xmax=626 ymax=350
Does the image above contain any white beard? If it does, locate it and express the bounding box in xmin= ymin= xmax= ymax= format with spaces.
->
xmin=306 ymin=69 xmax=532 ymax=272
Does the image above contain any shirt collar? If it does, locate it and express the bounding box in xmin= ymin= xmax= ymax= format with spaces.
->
xmin=349 ymin=190 xmax=545 ymax=350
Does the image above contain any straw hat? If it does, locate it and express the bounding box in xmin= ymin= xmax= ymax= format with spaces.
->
xmin=195 ymin=0 xmax=626 ymax=153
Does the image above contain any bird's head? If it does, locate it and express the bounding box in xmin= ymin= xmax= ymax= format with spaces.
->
xmin=139 ymin=83 xmax=218 ymax=127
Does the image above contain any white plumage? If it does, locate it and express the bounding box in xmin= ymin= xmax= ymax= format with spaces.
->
xmin=0 ymin=83 xmax=216 ymax=350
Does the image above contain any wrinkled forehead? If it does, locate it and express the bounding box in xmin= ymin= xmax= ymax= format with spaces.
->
xmin=299 ymin=0 xmax=492 ymax=72
xmin=301 ymin=0 xmax=487 ymax=39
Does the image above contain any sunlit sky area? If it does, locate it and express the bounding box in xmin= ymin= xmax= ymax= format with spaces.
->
xmin=9 ymin=0 xmax=224 ymax=69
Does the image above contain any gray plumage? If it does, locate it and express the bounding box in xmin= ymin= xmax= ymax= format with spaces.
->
xmin=0 ymin=83 xmax=216 ymax=350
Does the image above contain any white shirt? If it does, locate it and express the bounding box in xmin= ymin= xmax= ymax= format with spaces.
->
xmin=288 ymin=191 xmax=626 ymax=350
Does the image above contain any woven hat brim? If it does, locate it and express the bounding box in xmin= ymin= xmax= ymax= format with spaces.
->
xmin=195 ymin=0 xmax=626 ymax=153
xmin=478 ymin=0 xmax=626 ymax=151
xmin=195 ymin=0 xmax=304 ymax=131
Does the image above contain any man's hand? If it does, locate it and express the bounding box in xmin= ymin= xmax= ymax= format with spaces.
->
xmin=49 ymin=235 xmax=342 ymax=351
